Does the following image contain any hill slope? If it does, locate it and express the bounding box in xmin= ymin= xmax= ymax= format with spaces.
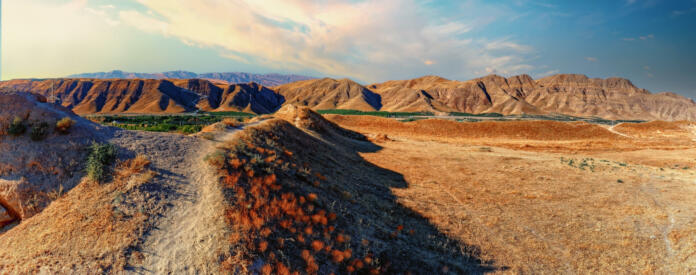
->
xmin=274 ymin=78 xmax=382 ymax=111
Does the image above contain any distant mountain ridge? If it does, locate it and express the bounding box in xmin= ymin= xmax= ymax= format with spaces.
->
xmin=1 ymin=73 xmax=695 ymax=121
xmin=67 ymin=70 xmax=315 ymax=87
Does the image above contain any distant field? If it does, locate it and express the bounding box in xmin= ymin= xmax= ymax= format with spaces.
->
xmin=318 ymin=109 xmax=645 ymax=125
xmin=86 ymin=112 xmax=251 ymax=134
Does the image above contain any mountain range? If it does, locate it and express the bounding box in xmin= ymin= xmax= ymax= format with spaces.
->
xmin=67 ymin=70 xmax=315 ymax=87
xmin=1 ymin=73 xmax=695 ymax=121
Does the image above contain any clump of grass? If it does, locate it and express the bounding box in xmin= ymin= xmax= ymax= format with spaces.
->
xmin=86 ymin=142 xmax=117 ymax=183
xmin=55 ymin=117 xmax=75 ymax=134
xmin=30 ymin=121 xmax=50 ymax=141
xmin=8 ymin=116 xmax=26 ymax=136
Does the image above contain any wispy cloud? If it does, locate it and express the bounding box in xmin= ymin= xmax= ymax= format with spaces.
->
xmin=671 ymin=7 xmax=696 ymax=17
xmin=639 ymin=34 xmax=655 ymax=40
xmin=538 ymin=69 xmax=559 ymax=77
xmin=119 ymin=0 xmax=534 ymax=82
xmin=621 ymin=34 xmax=654 ymax=41
xmin=585 ymin=57 xmax=598 ymax=62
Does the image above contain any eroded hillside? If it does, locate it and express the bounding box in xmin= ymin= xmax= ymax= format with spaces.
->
xmin=3 ymin=73 xmax=694 ymax=120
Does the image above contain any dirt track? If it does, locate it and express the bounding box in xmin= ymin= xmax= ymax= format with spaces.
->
xmin=107 ymin=129 xmax=232 ymax=274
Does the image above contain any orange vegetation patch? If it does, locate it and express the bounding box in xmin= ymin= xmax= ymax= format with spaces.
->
xmin=210 ymin=118 xmax=487 ymax=274
xmin=613 ymin=120 xmax=696 ymax=138
xmin=211 ymin=132 xmax=382 ymax=274
xmin=326 ymin=115 xmax=623 ymax=141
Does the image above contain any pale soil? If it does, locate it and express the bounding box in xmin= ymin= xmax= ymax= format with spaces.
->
xmin=107 ymin=129 xmax=237 ymax=274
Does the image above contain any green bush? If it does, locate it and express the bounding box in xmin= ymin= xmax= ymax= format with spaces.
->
xmin=179 ymin=124 xmax=203 ymax=134
xmin=8 ymin=117 xmax=26 ymax=136
xmin=30 ymin=122 xmax=50 ymax=141
xmin=86 ymin=142 xmax=117 ymax=182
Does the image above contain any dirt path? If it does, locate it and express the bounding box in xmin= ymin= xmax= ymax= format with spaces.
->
xmin=107 ymin=128 xmax=239 ymax=274
xmin=606 ymin=123 xmax=632 ymax=138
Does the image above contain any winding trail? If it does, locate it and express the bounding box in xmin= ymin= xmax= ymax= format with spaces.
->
xmin=607 ymin=123 xmax=632 ymax=138
xmin=108 ymin=127 xmax=243 ymax=274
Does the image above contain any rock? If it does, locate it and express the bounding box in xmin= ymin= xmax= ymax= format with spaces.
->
xmin=0 ymin=205 xmax=14 ymax=225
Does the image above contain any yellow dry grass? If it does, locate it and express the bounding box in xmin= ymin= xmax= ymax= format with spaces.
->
xmin=330 ymin=116 xmax=696 ymax=273
xmin=0 ymin=155 xmax=156 ymax=273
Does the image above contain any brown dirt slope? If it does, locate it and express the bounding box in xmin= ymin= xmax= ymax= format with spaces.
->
xmin=207 ymin=108 xmax=495 ymax=274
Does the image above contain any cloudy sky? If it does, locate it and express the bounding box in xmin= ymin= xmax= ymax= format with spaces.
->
xmin=2 ymin=0 xmax=696 ymax=97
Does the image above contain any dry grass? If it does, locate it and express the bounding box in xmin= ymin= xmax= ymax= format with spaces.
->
xmin=209 ymin=118 xmax=491 ymax=274
xmin=329 ymin=116 xmax=696 ymax=273
xmin=326 ymin=115 xmax=696 ymax=153
xmin=0 ymin=155 xmax=156 ymax=273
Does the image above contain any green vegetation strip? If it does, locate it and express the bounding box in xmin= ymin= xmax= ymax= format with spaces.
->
xmin=86 ymin=113 xmax=250 ymax=134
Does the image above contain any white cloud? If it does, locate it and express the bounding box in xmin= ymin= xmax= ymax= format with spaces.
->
xmin=119 ymin=0 xmax=534 ymax=82
xmin=538 ymin=69 xmax=559 ymax=77
xmin=622 ymin=34 xmax=654 ymax=42
xmin=639 ymin=34 xmax=655 ymax=40
xmin=85 ymin=6 xmax=120 ymax=26
xmin=2 ymin=0 xmax=127 ymax=79
xmin=119 ymin=10 xmax=168 ymax=34
xmin=485 ymin=39 xmax=533 ymax=52
xmin=585 ymin=57 xmax=598 ymax=62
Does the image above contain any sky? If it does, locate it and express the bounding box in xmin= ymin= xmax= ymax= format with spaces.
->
xmin=1 ymin=0 xmax=696 ymax=98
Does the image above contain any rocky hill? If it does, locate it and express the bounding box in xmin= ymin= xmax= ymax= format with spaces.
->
xmin=369 ymin=74 xmax=696 ymax=121
xmin=67 ymin=70 xmax=315 ymax=87
xmin=0 ymin=79 xmax=285 ymax=114
xmin=274 ymin=78 xmax=382 ymax=111
xmin=2 ymin=73 xmax=695 ymax=120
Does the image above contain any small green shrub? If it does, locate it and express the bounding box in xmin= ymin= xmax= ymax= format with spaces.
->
xmin=8 ymin=117 xmax=26 ymax=136
xmin=179 ymin=124 xmax=203 ymax=134
xmin=86 ymin=142 xmax=117 ymax=182
xmin=30 ymin=122 xmax=50 ymax=141
xmin=55 ymin=117 xmax=75 ymax=134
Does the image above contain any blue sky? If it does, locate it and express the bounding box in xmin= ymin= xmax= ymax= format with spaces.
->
xmin=2 ymin=0 xmax=696 ymax=98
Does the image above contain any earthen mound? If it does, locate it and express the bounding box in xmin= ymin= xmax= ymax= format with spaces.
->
xmin=0 ymin=92 xmax=106 ymax=224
